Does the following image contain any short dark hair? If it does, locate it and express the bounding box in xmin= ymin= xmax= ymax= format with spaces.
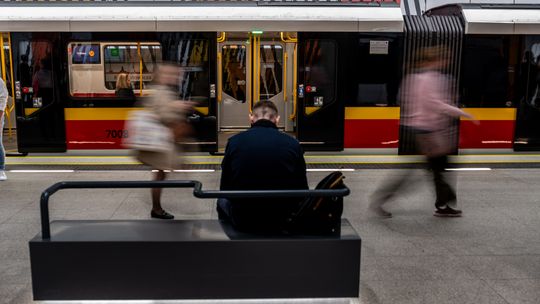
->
xmin=252 ymin=100 xmax=278 ymax=119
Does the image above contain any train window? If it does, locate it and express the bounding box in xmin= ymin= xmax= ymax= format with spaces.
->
xmin=353 ymin=36 xmax=401 ymax=107
xmin=259 ymin=44 xmax=283 ymax=100
xmin=17 ymin=40 xmax=55 ymax=108
xmin=104 ymin=44 xmax=161 ymax=91
xmin=517 ymin=36 xmax=540 ymax=107
xmin=303 ymin=39 xmax=337 ymax=111
xmin=222 ymin=45 xmax=247 ymax=103
xmin=514 ymin=35 xmax=540 ymax=150
xmin=174 ymin=39 xmax=210 ymax=105
xmin=67 ymin=42 xmax=161 ymax=98
xmin=460 ymin=36 xmax=512 ymax=107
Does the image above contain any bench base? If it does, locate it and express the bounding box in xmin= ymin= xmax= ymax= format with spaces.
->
xmin=30 ymin=219 xmax=361 ymax=300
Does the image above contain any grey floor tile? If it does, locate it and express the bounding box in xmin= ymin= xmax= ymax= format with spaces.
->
xmin=0 ymin=284 xmax=31 ymax=304
xmin=361 ymin=279 xmax=508 ymax=304
xmin=361 ymin=256 xmax=476 ymax=282
xmin=6 ymin=207 xmax=66 ymax=224
xmin=350 ymin=218 xmax=433 ymax=238
xmin=0 ymin=259 xmax=32 ymax=285
xmin=0 ymin=223 xmax=41 ymax=241
xmin=0 ymin=239 xmax=30 ymax=261
xmin=462 ymin=255 xmax=540 ymax=280
xmin=361 ymin=235 xmax=450 ymax=257
xmin=486 ymin=279 xmax=540 ymax=304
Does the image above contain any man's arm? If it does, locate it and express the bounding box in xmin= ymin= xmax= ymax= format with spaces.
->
xmin=219 ymin=141 xmax=232 ymax=190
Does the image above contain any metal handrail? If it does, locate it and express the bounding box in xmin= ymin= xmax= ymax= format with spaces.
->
xmin=40 ymin=180 xmax=350 ymax=240
xmin=289 ymin=43 xmax=298 ymax=120
xmin=217 ymin=51 xmax=222 ymax=103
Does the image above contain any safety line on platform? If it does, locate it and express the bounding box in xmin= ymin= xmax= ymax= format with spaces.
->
xmin=7 ymin=160 xmax=540 ymax=166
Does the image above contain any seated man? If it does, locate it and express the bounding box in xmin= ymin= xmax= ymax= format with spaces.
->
xmin=218 ymin=100 xmax=308 ymax=232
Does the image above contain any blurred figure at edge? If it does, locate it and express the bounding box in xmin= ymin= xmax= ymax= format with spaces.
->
xmin=0 ymin=77 xmax=7 ymax=181
xmin=370 ymin=45 xmax=478 ymax=218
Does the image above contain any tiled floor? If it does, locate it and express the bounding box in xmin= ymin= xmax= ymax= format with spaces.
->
xmin=0 ymin=168 xmax=539 ymax=303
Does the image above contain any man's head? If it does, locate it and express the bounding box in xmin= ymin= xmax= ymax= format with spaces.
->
xmin=249 ymin=100 xmax=280 ymax=125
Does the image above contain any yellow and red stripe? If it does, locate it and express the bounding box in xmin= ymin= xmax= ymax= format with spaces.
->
xmin=64 ymin=108 xmax=132 ymax=149
xmin=64 ymin=106 xmax=209 ymax=149
xmin=344 ymin=107 xmax=400 ymax=148
xmin=459 ymin=108 xmax=516 ymax=149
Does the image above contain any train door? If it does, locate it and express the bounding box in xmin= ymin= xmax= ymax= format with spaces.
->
xmin=218 ymin=34 xmax=293 ymax=148
xmin=11 ymin=33 xmax=66 ymax=152
xmin=219 ymin=41 xmax=251 ymax=130
xmin=514 ymin=35 xmax=540 ymax=151
xmin=297 ymin=33 xmax=344 ymax=151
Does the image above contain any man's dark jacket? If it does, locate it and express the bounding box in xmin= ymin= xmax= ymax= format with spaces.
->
xmin=218 ymin=119 xmax=308 ymax=231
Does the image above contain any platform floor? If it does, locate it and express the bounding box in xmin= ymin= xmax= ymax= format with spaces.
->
xmin=0 ymin=168 xmax=539 ymax=303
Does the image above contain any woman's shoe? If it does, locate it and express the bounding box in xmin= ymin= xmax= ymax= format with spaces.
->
xmin=151 ymin=210 xmax=175 ymax=220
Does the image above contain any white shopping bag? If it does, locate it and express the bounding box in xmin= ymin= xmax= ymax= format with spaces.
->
xmin=124 ymin=110 xmax=174 ymax=153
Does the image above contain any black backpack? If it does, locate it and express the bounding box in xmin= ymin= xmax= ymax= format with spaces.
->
xmin=284 ymin=171 xmax=345 ymax=235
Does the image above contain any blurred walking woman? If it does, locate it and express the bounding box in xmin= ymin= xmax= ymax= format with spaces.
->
xmin=370 ymin=46 xmax=478 ymax=218
xmin=125 ymin=65 xmax=192 ymax=219
xmin=403 ymin=46 xmax=477 ymax=217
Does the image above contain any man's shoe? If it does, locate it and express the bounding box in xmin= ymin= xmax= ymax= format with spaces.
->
xmin=0 ymin=171 xmax=6 ymax=181
xmin=151 ymin=210 xmax=174 ymax=220
xmin=434 ymin=207 xmax=462 ymax=217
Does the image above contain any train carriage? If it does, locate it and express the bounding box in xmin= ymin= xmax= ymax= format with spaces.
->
xmin=0 ymin=0 xmax=405 ymax=153
xmin=427 ymin=3 xmax=540 ymax=152
xmin=0 ymin=1 xmax=540 ymax=154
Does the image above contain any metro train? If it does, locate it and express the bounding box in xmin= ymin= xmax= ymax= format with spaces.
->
xmin=0 ymin=1 xmax=539 ymax=154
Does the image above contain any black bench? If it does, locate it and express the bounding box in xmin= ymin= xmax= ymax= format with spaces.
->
xmin=30 ymin=180 xmax=361 ymax=301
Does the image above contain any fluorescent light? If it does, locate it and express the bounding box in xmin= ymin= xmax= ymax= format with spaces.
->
xmin=307 ymin=169 xmax=355 ymax=172
xmin=445 ymin=168 xmax=491 ymax=171
xmin=173 ymin=169 xmax=215 ymax=173
xmin=151 ymin=169 xmax=215 ymax=173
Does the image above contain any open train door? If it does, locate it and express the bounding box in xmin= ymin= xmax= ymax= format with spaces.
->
xmin=11 ymin=33 xmax=66 ymax=153
xmin=296 ymin=33 xmax=345 ymax=151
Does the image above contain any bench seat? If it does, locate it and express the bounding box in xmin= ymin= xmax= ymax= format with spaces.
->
xmin=30 ymin=219 xmax=361 ymax=301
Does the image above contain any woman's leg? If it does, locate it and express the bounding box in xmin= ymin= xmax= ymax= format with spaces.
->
xmin=151 ymin=170 xmax=166 ymax=212
xmin=150 ymin=170 xmax=174 ymax=219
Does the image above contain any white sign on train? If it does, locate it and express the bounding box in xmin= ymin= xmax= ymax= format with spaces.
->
xmin=370 ymin=40 xmax=389 ymax=55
